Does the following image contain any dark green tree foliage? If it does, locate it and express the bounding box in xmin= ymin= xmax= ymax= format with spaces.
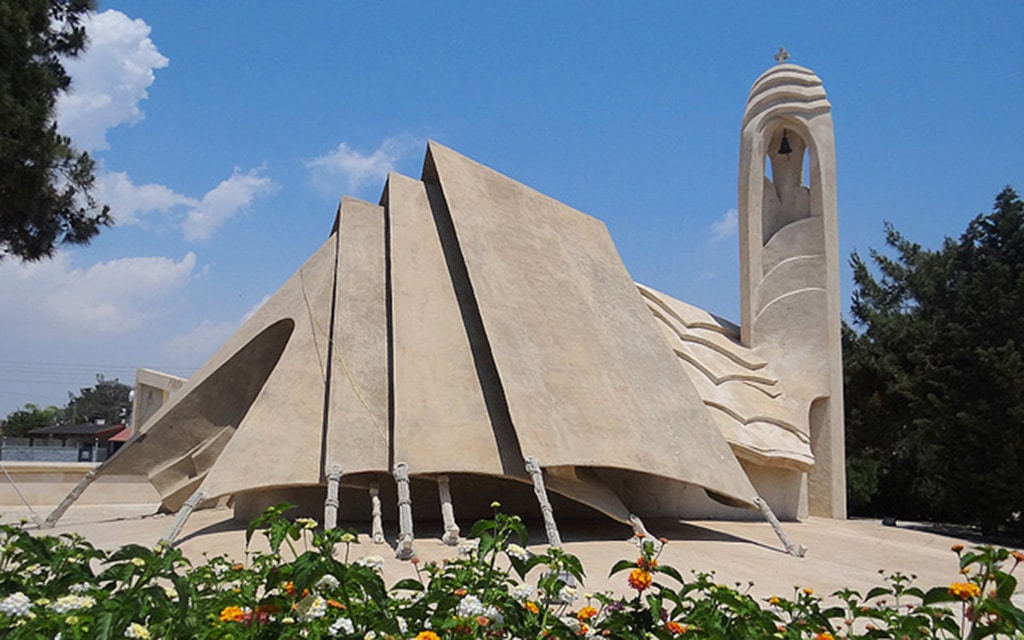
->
xmin=0 ymin=0 xmax=110 ymax=262
xmin=63 ymin=374 xmax=131 ymax=424
xmin=0 ymin=403 xmax=59 ymax=436
xmin=846 ymin=187 xmax=1024 ymax=534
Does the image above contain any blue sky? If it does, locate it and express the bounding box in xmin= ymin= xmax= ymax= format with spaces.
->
xmin=1 ymin=2 xmax=1022 ymax=417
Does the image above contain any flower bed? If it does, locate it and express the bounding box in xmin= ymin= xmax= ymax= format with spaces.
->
xmin=1 ymin=504 xmax=1022 ymax=639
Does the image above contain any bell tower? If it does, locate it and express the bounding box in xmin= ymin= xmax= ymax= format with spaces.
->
xmin=737 ymin=52 xmax=846 ymax=518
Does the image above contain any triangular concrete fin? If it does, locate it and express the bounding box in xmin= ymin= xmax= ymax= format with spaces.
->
xmin=388 ymin=172 xmax=510 ymax=475
xmin=323 ymin=196 xmax=390 ymax=475
xmin=425 ymin=141 xmax=759 ymax=509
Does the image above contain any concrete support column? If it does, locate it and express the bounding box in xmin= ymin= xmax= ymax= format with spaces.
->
xmin=323 ymin=463 xmax=342 ymax=530
xmin=525 ymin=455 xmax=561 ymax=548
xmin=393 ymin=462 xmax=416 ymax=559
xmin=437 ymin=475 xmax=460 ymax=545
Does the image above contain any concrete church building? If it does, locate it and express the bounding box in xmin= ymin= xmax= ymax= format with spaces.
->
xmin=46 ymin=58 xmax=845 ymax=552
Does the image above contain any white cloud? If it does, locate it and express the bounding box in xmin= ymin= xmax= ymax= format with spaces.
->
xmin=183 ymin=167 xmax=278 ymax=241
xmin=95 ymin=171 xmax=197 ymax=225
xmin=241 ymin=294 xmax=272 ymax=323
xmin=56 ymin=10 xmax=169 ymax=151
xmin=306 ymin=136 xmax=420 ymax=195
xmin=160 ymin=293 xmax=271 ymax=366
xmin=711 ymin=208 xmax=738 ymax=241
xmin=0 ymin=252 xmax=196 ymax=335
xmin=159 ymin=320 xmax=238 ymax=366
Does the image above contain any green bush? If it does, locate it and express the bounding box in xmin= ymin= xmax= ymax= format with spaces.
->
xmin=1 ymin=504 xmax=1022 ymax=639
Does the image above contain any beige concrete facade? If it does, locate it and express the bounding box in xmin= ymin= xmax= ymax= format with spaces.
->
xmin=41 ymin=61 xmax=846 ymax=533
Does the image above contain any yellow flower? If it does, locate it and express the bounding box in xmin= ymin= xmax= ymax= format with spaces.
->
xmin=416 ymin=632 xmax=441 ymax=640
xmin=525 ymin=601 xmax=540 ymax=614
xmin=949 ymin=582 xmax=981 ymax=600
xmin=814 ymin=634 xmax=835 ymax=640
xmin=768 ymin=595 xmax=781 ymax=605
xmin=576 ymin=605 xmax=597 ymax=621
xmin=802 ymin=587 xmax=814 ymax=595
xmin=628 ymin=568 xmax=653 ymax=591
xmin=218 ymin=605 xmax=247 ymax=623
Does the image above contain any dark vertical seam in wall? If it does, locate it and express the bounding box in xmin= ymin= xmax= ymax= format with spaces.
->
xmin=383 ymin=190 xmax=396 ymax=471
xmin=319 ymin=215 xmax=342 ymax=479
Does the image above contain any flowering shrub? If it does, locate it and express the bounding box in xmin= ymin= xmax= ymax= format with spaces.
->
xmin=0 ymin=504 xmax=1022 ymax=639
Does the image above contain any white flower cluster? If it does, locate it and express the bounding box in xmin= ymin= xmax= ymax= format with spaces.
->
xmin=296 ymin=517 xmax=318 ymax=530
xmin=356 ymin=555 xmax=385 ymax=571
xmin=457 ymin=594 xmax=485 ymax=617
xmin=328 ymin=615 xmax=355 ymax=636
xmin=362 ymin=631 xmax=377 ymax=640
xmin=302 ymin=595 xmax=327 ymax=619
xmin=458 ymin=538 xmax=480 ymax=557
xmin=0 ymin=592 xmax=32 ymax=617
xmin=558 ymin=585 xmax=578 ymax=604
xmin=68 ymin=583 xmax=91 ymax=594
xmin=511 ymin=582 xmax=534 ymax=602
xmin=124 ymin=622 xmax=151 ymax=639
xmin=456 ymin=594 xmax=501 ymax=622
xmin=50 ymin=594 xmax=96 ymax=613
xmin=317 ymin=574 xmax=340 ymax=590
xmin=506 ymin=543 xmax=529 ymax=561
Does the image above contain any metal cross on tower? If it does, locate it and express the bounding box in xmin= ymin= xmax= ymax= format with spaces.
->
xmin=774 ymin=47 xmax=790 ymax=64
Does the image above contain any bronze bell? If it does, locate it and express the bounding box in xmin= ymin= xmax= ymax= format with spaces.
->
xmin=778 ymin=130 xmax=793 ymax=155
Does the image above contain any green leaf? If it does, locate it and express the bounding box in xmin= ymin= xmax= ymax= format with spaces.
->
xmin=390 ymin=578 xmax=425 ymax=592
xmin=94 ymin=610 xmax=114 ymax=640
xmin=922 ymin=585 xmax=955 ymax=605
xmin=657 ymin=565 xmax=685 ymax=584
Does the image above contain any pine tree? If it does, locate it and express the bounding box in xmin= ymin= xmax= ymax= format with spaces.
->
xmin=0 ymin=0 xmax=110 ymax=262
xmin=846 ymin=187 xmax=1024 ymax=536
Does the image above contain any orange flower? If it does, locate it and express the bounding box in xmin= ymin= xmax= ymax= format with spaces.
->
xmin=949 ymin=582 xmax=981 ymax=600
xmin=231 ymin=563 xmax=245 ymax=571
xmin=814 ymin=633 xmax=834 ymax=640
xmin=283 ymin=581 xmax=295 ymax=596
xmin=637 ymin=556 xmax=659 ymax=571
xmin=666 ymin=621 xmax=687 ymax=635
xmin=326 ymin=599 xmax=345 ymax=609
xmin=416 ymin=632 xmax=441 ymax=640
xmin=475 ymin=616 xmax=490 ymax=627
xmin=218 ymin=605 xmax=247 ymax=623
xmin=1012 ymin=551 xmax=1024 ymax=563
xmin=454 ymin=588 xmax=467 ymax=597
xmin=525 ymin=601 xmax=540 ymax=614
xmin=576 ymin=622 xmax=589 ymax=636
xmin=951 ymin=544 xmax=964 ymax=553
xmin=628 ymin=568 xmax=653 ymax=591
xmin=577 ymin=605 xmax=598 ymax=621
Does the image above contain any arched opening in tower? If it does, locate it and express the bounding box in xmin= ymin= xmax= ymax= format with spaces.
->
xmin=762 ymin=127 xmax=812 ymax=244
